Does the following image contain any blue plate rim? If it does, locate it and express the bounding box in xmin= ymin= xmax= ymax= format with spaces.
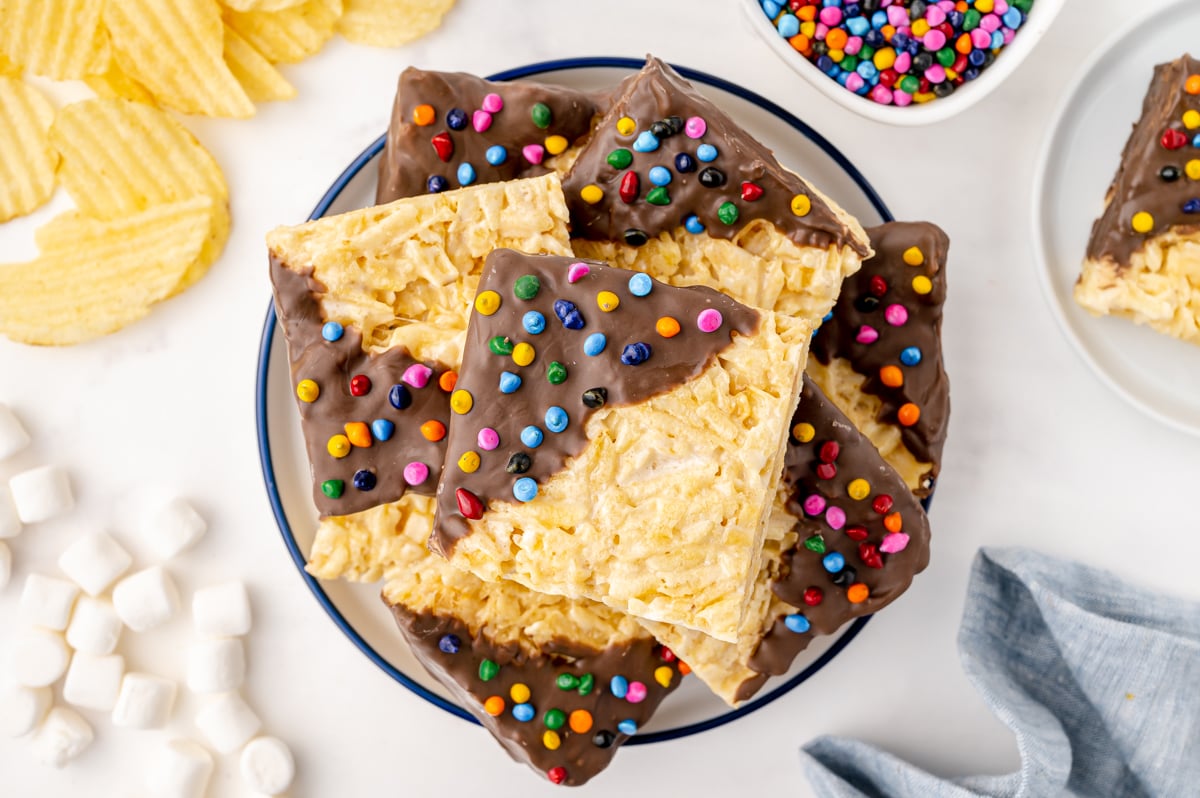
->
xmin=255 ymin=56 xmax=895 ymax=745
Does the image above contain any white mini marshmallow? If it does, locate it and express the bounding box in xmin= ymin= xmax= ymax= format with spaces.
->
xmin=112 ymin=672 xmax=177 ymax=730
xmin=194 ymin=692 xmax=260 ymax=754
xmin=9 ymin=465 xmax=73 ymax=524
xmin=0 ymin=540 xmax=10 ymax=590
xmin=187 ymin=638 xmax=244 ymax=694
xmin=240 ymin=736 xmax=295 ymax=795
xmin=0 ymin=685 xmax=51 ymax=737
xmin=0 ymin=403 xmax=31 ymax=462
xmin=192 ymin=582 xmax=251 ymax=638
xmin=0 ymin=487 xmax=20 ymax=539
xmin=141 ymin=498 xmax=206 ymax=561
xmin=145 ymin=738 xmax=213 ymax=798
xmin=9 ymin=629 xmax=69 ymax=687
xmin=58 ymin=531 xmax=132 ymax=596
xmin=63 ymin=652 xmax=125 ymax=711
xmin=112 ymin=565 xmax=179 ymax=632
xmin=20 ymin=573 xmax=79 ymax=631
xmin=66 ymin=596 xmax=123 ymax=655
xmin=31 ymin=707 xmax=93 ymax=768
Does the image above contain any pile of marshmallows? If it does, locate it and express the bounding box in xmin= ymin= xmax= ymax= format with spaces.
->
xmin=0 ymin=404 xmax=293 ymax=797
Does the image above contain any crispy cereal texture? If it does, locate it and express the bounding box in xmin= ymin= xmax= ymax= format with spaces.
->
xmin=0 ymin=78 xmax=58 ymax=223
xmin=265 ymin=173 xmax=574 ymax=366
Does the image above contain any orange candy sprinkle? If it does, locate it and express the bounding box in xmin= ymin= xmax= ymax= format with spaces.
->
xmin=412 ymin=104 xmax=435 ymax=126
xmin=344 ymin=422 xmax=372 ymax=448
xmin=884 ymin=512 xmax=903 ymax=533
xmin=825 ymin=28 xmax=848 ymax=51
xmin=568 ymin=710 xmax=593 ymax=734
xmin=955 ymin=33 xmax=973 ymax=54
xmin=788 ymin=34 xmax=811 ymax=55
xmin=677 ymin=661 xmax=691 ymax=676
xmin=438 ymin=371 xmax=457 ymax=392
xmin=879 ymin=365 xmax=904 ymax=388
xmin=898 ymin=403 xmax=921 ymax=426
xmin=846 ymin=583 xmax=869 ymax=604
xmin=796 ymin=5 xmax=817 ymax=21
xmin=1186 ymin=75 xmax=1200 ymax=95
xmin=656 ymin=316 xmax=681 ymax=338
xmin=483 ymin=696 xmax=505 ymax=716
xmin=420 ymin=420 xmax=446 ymax=442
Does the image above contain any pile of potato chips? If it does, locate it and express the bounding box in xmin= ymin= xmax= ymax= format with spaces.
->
xmin=0 ymin=0 xmax=456 ymax=346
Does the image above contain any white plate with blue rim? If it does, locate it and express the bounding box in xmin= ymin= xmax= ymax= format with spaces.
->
xmin=256 ymin=57 xmax=902 ymax=743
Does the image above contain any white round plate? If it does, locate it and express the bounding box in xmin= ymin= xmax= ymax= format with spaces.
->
xmin=258 ymin=58 xmax=894 ymax=740
xmin=1033 ymin=0 xmax=1200 ymax=435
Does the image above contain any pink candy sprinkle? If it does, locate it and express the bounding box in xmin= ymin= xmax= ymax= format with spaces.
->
xmin=855 ymin=325 xmax=879 ymax=344
xmin=825 ymin=506 xmax=846 ymax=530
xmin=403 ymin=462 xmax=429 ymax=486
xmin=924 ymin=65 xmax=946 ymax=84
xmin=880 ymin=532 xmax=910 ymax=554
xmin=971 ymin=28 xmax=992 ymax=49
xmin=402 ymin=364 xmax=432 ymax=388
xmin=481 ymin=93 xmax=503 ymax=113
xmin=803 ymin=494 xmax=826 ymax=516
xmin=696 ymin=308 xmax=723 ymax=333
xmin=522 ymin=144 xmax=545 ymax=165
xmin=893 ymin=90 xmax=914 ymax=108
xmin=980 ymin=13 xmax=1002 ymax=32
xmin=886 ymin=6 xmax=908 ymax=26
xmin=925 ymin=7 xmax=946 ymax=26
xmin=894 ymin=52 xmax=912 ymax=74
xmin=477 ymin=428 xmax=500 ymax=451
xmin=472 ymin=110 xmax=492 ymax=133
xmin=923 ymin=30 xmax=946 ymax=52
xmin=871 ymin=85 xmax=894 ymax=105
xmin=845 ymin=73 xmax=865 ymax=93
xmin=684 ymin=116 xmax=706 ymax=139
xmin=626 ymin=681 xmax=647 ymax=703
xmin=844 ymin=36 xmax=863 ymax=56
xmin=884 ymin=304 xmax=909 ymax=326
xmin=567 ymin=262 xmax=590 ymax=283
xmin=818 ymin=6 xmax=842 ymax=25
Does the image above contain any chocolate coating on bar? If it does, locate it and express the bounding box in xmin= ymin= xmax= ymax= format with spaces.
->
xmin=389 ymin=605 xmax=679 ymax=786
xmin=563 ymin=56 xmax=868 ymax=255
xmin=270 ymin=257 xmax=451 ymax=517
xmin=432 ymin=249 xmax=759 ymax=555
xmin=736 ymin=375 xmax=931 ymax=702
xmin=810 ymin=221 xmax=949 ymax=487
xmin=377 ymin=68 xmax=601 ymax=204
xmin=1086 ymin=55 xmax=1200 ymax=267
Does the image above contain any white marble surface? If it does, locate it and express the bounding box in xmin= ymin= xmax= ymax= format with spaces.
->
xmin=1 ymin=0 xmax=1196 ymax=795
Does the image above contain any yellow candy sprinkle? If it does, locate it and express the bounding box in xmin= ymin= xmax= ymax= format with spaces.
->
xmin=847 ymin=478 xmax=871 ymax=501
xmin=944 ymin=68 xmax=958 ymax=81
xmin=296 ymin=379 xmax=319 ymax=403
xmin=596 ymin=291 xmax=620 ymax=312
xmin=793 ymin=422 xmax=815 ymax=443
xmin=458 ymin=451 xmax=480 ymax=473
xmin=326 ymin=434 xmax=350 ymax=459
xmin=510 ymin=683 xmax=531 ymax=704
xmin=580 ymin=184 xmax=603 ymax=204
xmin=616 ymin=116 xmax=635 ymax=136
xmin=512 ymin=342 xmax=535 ymax=367
xmin=474 ymin=290 xmax=501 ymax=316
xmin=1185 ymin=110 xmax=1200 ymax=130
xmin=975 ymin=0 xmax=993 ymax=11
xmin=542 ymin=730 xmax=561 ymax=751
xmin=1186 ymin=159 xmax=1200 ymax=181
xmin=450 ymin=389 xmax=474 ymax=414
xmin=654 ymin=666 xmax=673 ymax=688
xmin=790 ymin=194 xmax=811 ymax=217
xmin=902 ymin=246 xmax=924 ymax=266
xmin=873 ymin=48 xmax=896 ymax=71
xmin=800 ymin=20 xmax=816 ymax=37
xmin=911 ymin=18 xmax=930 ymax=36
xmin=544 ymin=134 xmax=568 ymax=155
xmin=1131 ymin=211 xmax=1154 ymax=234
xmin=912 ymin=275 xmax=933 ymax=295
xmin=913 ymin=92 xmax=935 ymax=104
xmin=829 ymin=49 xmax=845 ymax=64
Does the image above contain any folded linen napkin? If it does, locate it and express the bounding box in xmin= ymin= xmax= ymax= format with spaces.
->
xmin=802 ymin=547 xmax=1200 ymax=798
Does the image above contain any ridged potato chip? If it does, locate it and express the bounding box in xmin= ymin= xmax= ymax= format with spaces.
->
xmin=105 ymin=0 xmax=255 ymax=118
xmin=223 ymin=0 xmax=343 ymax=64
xmin=0 ymin=0 xmax=110 ymax=79
xmin=0 ymin=198 xmax=213 ymax=346
xmin=50 ymin=98 xmax=230 ymax=292
xmin=0 ymin=78 xmax=58 ymax=223
xmin=224 ymin=23 xmax=296 ymax=102
xmin=0 ymin=52 xmax=19 ymax=77
xmin=222 ymin=0 xmax=307 ymax=11
xmin=83 ymin=60 xmax=156 ymax=105
xmin=337 ymin=0 xmax=454 ymax=47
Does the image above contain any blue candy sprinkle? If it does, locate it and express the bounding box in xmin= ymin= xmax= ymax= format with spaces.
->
xmin=822 ymin=311 xmax=834 ymax=322
xmin=321 ymin=321 xmax=344 ymax=342
xmin=856 ymin=62 xmax=878 ymax=81
xmin=512 ymin=703 xmax=535 ymax=723
xmin=845 ymin=15 xmax=869 ymax=36
xmin=633 ymin=131 xmax=659 ymax=153
xmin=426 ymin=175 xmax=448 ymax=193
xmin=1183 ymin=198 xmax=1200 ymax=214
xmin=520 ymin=426 xmax=543 ymax=448
xmin=675 ymin=152 xmax=696 ymax=173
xmin=456 ymin=162 xmax=476 ymax=186
xmin=696 ymin=143 xmax=718 ymax=162
xmin=446 ymin=108 xmax=467 ymax=130
xmin=584 ymin=332 xmax=607 ymax=356
xmin=485 ymin=145 xmax=507 ymax=166
xmin=761 ymin=0 xmax=781 ymax=17
xmin=617 ymin=719 xmax=638 ymax=736
xmin=353 ymin=470 xmax=376 ymax=491
xmin=621 ymin=342 xmax=651 ymax=366
xmin=438 ymin=634 xmax=460 ymax=654
xmin=900 ymin=347 xmax=922 ymax=366
xmin=388 ymin=383 xmax=412 ymax=410
xmin=1003 ymin=7 xmax=1022 ymax=28
xmin=968 ymin=49 xmax=987 ymax=67
xmin=822 ymin=552 xmax=845 ymax=574
xmin=513 ymin=477 xmax=538 ymax=502
xmin=610 ymin=675 xmax=628 ymax=699
xmin=684 ymin=214 xmax=705 ymax=234
xmin=499 ymin=371 xmax=522 ymax=394
xmin=990 ymin=30 xmax=1004 ymax=49
xmin=371 ymin=419 xmax=395 ymax=442
xmin=784 ymin=614 xmax=811 ymax=634
xmin=523 ymin=310 xmax=546 ymax=335
xmin=545 ymin=406 xmax=568 ymax=433
xmin=777 ymin=13 xmax=800 ymax=38
xmin=871 ymin=10 xmax=887 ymax=29
xmin=553 ymin=299 xmax=586 ymax=330
xmin=628 ymin=272 xmax=653 ymax=297
xmin=648 ymin=166 xmax=672 ymax=186
xmin=1193 ymin=134 xmax=1200 ymax=149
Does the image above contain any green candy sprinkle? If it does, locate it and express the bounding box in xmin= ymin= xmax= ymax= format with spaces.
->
xmin=898 ymin=75 xmax=920 ymax=94
xmin=531 ymin=102 xmax=552 ymax=129
xmin=646 ymin=186 xmax=670 ymax=206
xmin=547 ymin=361 xmax=567 ymax=385
xmin=514 ymin=274 xmax=540 ymax=300
xmin=321 ymin=479 xmax=344 ymax=499
xmin=488 ymin=336 xmax=514 ymax=356
xmin=577 ymin=673 xmax=594 ymax=696
xmin=963 ymin=8 xmax=981 ymax=30
xmin=543 ymin=708 xmax=565 ymax=730
xmin=555 ymin=673 xmax=579 ymax=691
xmin=840 ymin=55 xmax=858 ymax=72
xmin=479 ymin=659 xmax=499 ymax=681
xmin=803 ymin=535 xmax=826 ymax=554
xmin=606 ymin=149 xmax=633 ymax=170
xmin=935 ymin=47 xmax=956 ymax=67
xmin=717 ymin=201 xmax=739 ymax=225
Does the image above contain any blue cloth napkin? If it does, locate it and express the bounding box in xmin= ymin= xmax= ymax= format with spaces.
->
xmin=801 ymin=547 xmax=1200 ymax=798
